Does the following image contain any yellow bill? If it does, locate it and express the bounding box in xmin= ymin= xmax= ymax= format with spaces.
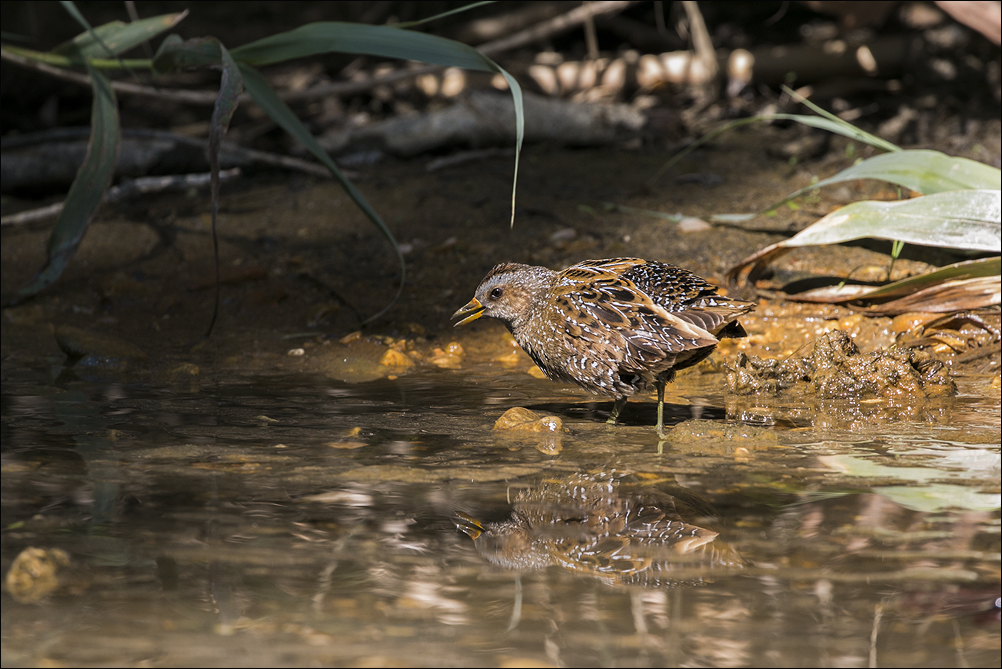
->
xmin=451 ymin=298 xmax=485 ymax=327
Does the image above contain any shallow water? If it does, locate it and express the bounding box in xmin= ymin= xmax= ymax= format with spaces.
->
xmin=2 ymin=348 xmax=999 ymax=668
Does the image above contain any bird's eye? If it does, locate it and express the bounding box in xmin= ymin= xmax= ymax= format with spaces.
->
xmin=489 ymin=287 xmax=504 ymax=300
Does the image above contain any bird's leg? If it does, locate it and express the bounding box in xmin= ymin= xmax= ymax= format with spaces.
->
xmin=654 ymin=370 xmax=675 ymax=438
xmin=607 ymin=397 xmax=628 ymax=425
xmin=655 ymin=381 xmax=666 ymax=437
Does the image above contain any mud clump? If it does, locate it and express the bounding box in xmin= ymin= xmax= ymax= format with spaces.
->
xmin=726 ymin=329 xmax=956 ymax=399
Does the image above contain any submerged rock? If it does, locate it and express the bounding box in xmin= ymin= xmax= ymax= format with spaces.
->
xmin=493 ymin=407 xmax=566 ymax=455
xmin=5 ymin=547 xmax=85 ymax=603
xmin=493 ymin=407 xmax=564 ymax=433
xmin=727 ymin=329 xmax=956 ymax=398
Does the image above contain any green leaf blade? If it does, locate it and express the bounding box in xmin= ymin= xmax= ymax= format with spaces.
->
xmin=18 ymin=66 xmax=120 ymax=300
xmin=776 ymin=150 xmax=1002 ymax=208
xmin=153 ymin=36 xmax=225 ymax=72
xmin=784 ymin=189 xmax=1001 ymax=252
xmin=53 ymin=12 xmax=188 ymax=58
xmin=232 ymin=22 xmax=494 ymax=71
xmin=238 ymin=63 xmax=404 ymax=323
xmin=233 ymin=21 xmax=524 ymax=228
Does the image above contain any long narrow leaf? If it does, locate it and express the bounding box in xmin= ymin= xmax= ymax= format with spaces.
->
xmin=57 ymin=1 xmax=117 ymax=59
xmin=153 ymin=35 xmax=228 ymax=71
xmin=847 ymin=256 xmax=999 ymax=299
xmin=650 ymin=113 xmax=900 ymax=185
xmin=778 ymin=257 xmax=1000 ymax=305
xmin=852 ymin=276 xmax=1000 ymax=314
xmin=53 ymin=12 xmax=188 ymax=58
xmin=728 ymin=190 xmax=1001 ymax=284
xmin=394 ymin=2 xmax=494 ymax=29
xmin=773 ymin=150 xmax=1002 ymax=209
xmin=232 ymin=22 xmax=499 ymax=68
xmin=791 ymin=275 xmax=1000 ymax=314
xmin=1 ymin=44 xmax=148 ymax=69
xmin=17 ymin=65 xmax=119 ymax=301
xmin=204 ymin=43 xmax=243 ymax=337
xmin=238 ymin=63 xmax=404 ymax=323
xmin=230 ymin=21 xmax=524 ymax=225
xmin=781 ymin=85 xmax=900 ymax=154
xmin=778 ymin=189 xmax=1001 ymax=251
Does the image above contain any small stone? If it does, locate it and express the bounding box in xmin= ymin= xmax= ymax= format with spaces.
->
xmin=677 ymin=217 xmax=712 ymax=233
xmin=287 ymin=347 xmax=306 ymax=356
xmin=494 ymin=407 xmax=565 ymax=433
xmin=549 ymin=227 xmax=578 ymax=244
xmin=339 ymin=331 xmax=362 ymax=344
xmin=429 ymin=348 xmax=463 ymax=369
xmin=6 ymin=547 xmax=79 ymax=603
xmin=326 ymin=441 xmax=367 ymax=450
xmin=890 ymin=312 xmax=939 ymax=334
xmin=379 ymin=349 xmax=413 ymax=367
xmin=494 ymin=351 xmax=522 ymax=365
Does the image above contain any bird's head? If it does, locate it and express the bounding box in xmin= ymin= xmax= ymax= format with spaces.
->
xmin=452 ymin=263 xmax=555 ymax=329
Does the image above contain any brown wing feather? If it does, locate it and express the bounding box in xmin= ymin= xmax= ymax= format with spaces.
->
xmin=515 ymin=258 xmax=754 ymax=397
xmin=542 ymin=261 xmax=719 ymax=394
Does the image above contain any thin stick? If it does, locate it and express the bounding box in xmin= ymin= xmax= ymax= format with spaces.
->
xmin=1 ymin=169 xmax=241 ymax=227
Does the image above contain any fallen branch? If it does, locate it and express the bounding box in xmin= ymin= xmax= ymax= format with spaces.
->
xmin=318 ymin=90 xmax=645 ymax=157
xmin=1 ymin=168 xmax=241 ymax=227
xmin=2 ymin=127 xmax=349 ymax=192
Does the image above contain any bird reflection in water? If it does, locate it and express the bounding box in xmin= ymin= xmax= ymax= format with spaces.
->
xmin=456 ymin=471 xmax=742 ymax=589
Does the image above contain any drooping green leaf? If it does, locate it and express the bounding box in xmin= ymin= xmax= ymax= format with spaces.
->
xmin=53 ymin=12 xmax=188 ymax=59
xmin=230 ymin=21 xmax=523 ymax=227
xmin=238 ymin=63 xmax=404 ymax=323
xmin=232 ymin=21 xmax=498 ymax=68
xmin=781 ymin=85 xmax=901 ymax=154
xmin=0 ymin=43 xmax=148 ymax=69
xmin=204 ymin=43 xmax=244 ymax=336
xmin=17 ymin=65 xmax=119 ymax=301
xmin=153 ymin=35 xmax=227 ymax=72
xmin=850 ymin=256 xmax=998 ymax=299
xmin=779 ymin=257 xmax=1000 ymax=313
xmin=394 ymin=1 xmax=494 ymax=29
xmin=57 ymin=0 xmax=116 ymax=59
xmin=779 ymin=189 xmax=1000 ymax=251
xmin=650 ymin=113 xmax=900 ymax=185
xmin=776 ymin=114 xmax=901 ymax=153
xmin=728 ymin=189 xmax=1001 ymax=284
xmin=773 ymin=150 xmax=1002 ymax=209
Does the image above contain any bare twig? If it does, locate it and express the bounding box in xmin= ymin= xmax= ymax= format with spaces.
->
xmin=1 ymin=168 xmax=242 ymax=227
xmin=425 ymin=147 xmax=514 ymax=172
xmin=3 ymin=127 xmax=353 ymax=194
xmin=681 ymin=1 xmax=719 ymax=84
xmin=477 ymin=0 xmax=636 ymax=57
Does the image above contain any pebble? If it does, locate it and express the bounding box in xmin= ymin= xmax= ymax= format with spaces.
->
xmin=379 ymin=349 xmax=414 ymax=367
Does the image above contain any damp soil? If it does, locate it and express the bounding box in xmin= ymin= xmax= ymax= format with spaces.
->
xmin=2 ymin=130 xmax=1000 ymax=666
